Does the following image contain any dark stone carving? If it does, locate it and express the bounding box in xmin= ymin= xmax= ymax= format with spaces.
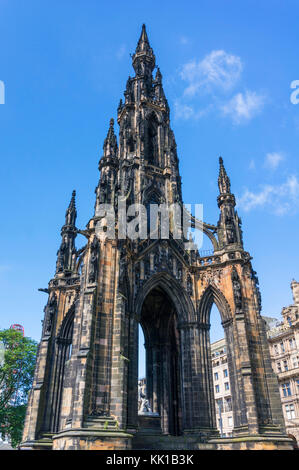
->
xmin=89 ymin=237 xmax=99 ymax=283
xmin=251 ymin=269 xmax=262 ymax=312
xmin=232 ymin=267 xmax=242 ymax=311
xmin=44 ymin=294 xmax=57 ymax=334
xmin=56 ymin=239 xmax=67 ymax=273
xmin=187 ymin=275 xmax=193 ymax=297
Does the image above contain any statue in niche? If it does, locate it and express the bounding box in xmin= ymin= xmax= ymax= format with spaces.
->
xmin=56 ymin=239 xmax=67 ymax=273
xmin=45 ymin=294 xmax=57 ymax=334
xmin=138 ymin=380 xmax=152 ymax=415
xmin=89 ymin=237 xmax=99 ymax=283
xmin=177 ymin=263 xmax=182 ymax=281
xmin=232 ymin=269 xmax=242 ymax=311
xmin=187 ymin=275 xmax=193 ymax=297
xmin=226 ymin=227 xmax=236 ymax=244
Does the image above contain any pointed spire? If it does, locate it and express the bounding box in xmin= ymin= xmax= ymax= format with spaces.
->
xmin=218 ymin=157 xmax=231 ymax=195
xmin=136 ymin=24 xmax=152 ymax=54
xmin=65 ymin=190 xmax=77 ymax=226
xmin=56 ymin=191 xmax=77 ymax=274
xmin=132 ymin=24 xmax=155 ymax=76
xmin=103 ymin=118 xmax=118 ymax=158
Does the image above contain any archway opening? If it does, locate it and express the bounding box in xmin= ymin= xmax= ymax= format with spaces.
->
xmin=139 ymin=286 xmax=182 ymax=436
xmin=210 ymin=303 xmax=234 ymax=438
xmin=138 ymin=325 xmax=146 ymax=379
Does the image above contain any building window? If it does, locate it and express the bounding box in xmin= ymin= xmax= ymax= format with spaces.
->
xmin=274 ymin=344 xmax=279 ymax=355
xmin=277 ymin=362 xmax=282 ymax=373
xmin=292 ymin=356 xmax=298 ymax=369
xmin=216 ymin=398 xmax=223 ymax=413
xmin=282 ymin=383 xmax=291 ymax=397
xmin=224 ymin=382 xmax=229 ymax=391
xmin=280 ymin=342 xmax=285 ymax=353
xmin=289 ymin=338 xmax=296 ymax=349
xmin=287 ymin=317 xmax=292 ymax=327
xmin=283 ymin=360 xmax=288 ymax=371
xmin=223 ymin=369 xmax=228 ymax=378
xmin=285 ymin=404 xmax=296 ymax=420
xmin=296 ymin=379 xmax=299 ymax=391
xmin=215 ymin=384 xmax=220 ymax=394
xmin=214 ymin=372 xmax=219 ymax=381
xmin=227 ymin=416 xmax=233 ymax=427
xmin=225 ymin=397 xmax=232 ymax=412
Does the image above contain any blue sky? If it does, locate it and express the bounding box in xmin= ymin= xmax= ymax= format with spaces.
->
xmin=0 ymin=0 xmax=298 ymax=359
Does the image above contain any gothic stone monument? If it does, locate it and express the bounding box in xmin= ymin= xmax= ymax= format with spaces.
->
xmin=22 ymin=25 xmax=292 ymax=450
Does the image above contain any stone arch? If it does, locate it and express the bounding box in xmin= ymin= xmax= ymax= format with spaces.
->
xmin=197 ymin=283 xmax=232 ymax=325
xmin=49 ymin=303 xmax=75 ymax=433
xmin=135 ymin=271 xmax=196 ymax=324
xmin=126 ymin=271 xmax=197 ymax=437
xmin=135 ymin=275 xmax=186 ymax=435
xmin=142 ymin=183 xmax=165 ymax=205
xmin=197 ymin=282 xmax=247 ymax=433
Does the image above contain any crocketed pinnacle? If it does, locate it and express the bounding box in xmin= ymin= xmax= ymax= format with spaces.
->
xmin=218 ymin=157 xmax=231 ymax=195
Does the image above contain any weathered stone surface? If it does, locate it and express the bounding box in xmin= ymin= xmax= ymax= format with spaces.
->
xmin=21 ymin=25 xmax=292 ymax=451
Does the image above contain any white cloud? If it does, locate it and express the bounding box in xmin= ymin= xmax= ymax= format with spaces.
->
xmin=180 ymin=50 xmax=243 ymax=97
xmin=264 ymin=152 xmax=284 ymax=170
xmin=221 ymin=90 xmax=265 ymax=124
xmin=174 ymin=100 xmax=212 ymax=120
xmin=237 ymin=175 xmax=299 ymax=215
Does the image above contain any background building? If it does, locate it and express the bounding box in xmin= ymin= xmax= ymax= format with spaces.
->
xmin=211 ymin=339 xmax=233 ymax=437
xmin=211 ymin=280 xmax=299 ymax=446
xmin=266 ymin=280 xmax=299 ymax=445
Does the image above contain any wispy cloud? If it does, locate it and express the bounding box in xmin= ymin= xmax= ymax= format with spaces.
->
xmin=179 ymin=36 xmax=190 ymax=45
xmin=264 ymin=152 xmax=284 ymax=170
xmin=180 ymin=50 xmax=243 ymax=97
xmin=176 ymin=49 xmax=266 ymax=125
xmin=221 ymin=90 xmax=265 ymax=124
xmin=174 ymin=100 xmax=212 ymax=120
xmin=116 ymin=44 xmax=126 ymax=60
xmin=237 ymin=175 xmax=299 ymax=215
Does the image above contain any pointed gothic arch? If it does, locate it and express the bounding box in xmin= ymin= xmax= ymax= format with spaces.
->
xmin=134 ymin=271 xmax=196 ymax=325
xmin=47 ymin=303 xmax=75 ymax=433
xmin=197 ymin=283 xmax=232 ymax=325
xmin=145 ymin=111 xmax=160 ymax=165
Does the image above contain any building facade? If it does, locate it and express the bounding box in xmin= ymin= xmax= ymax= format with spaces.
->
xmin=22 ymin=25 xmax=291 ymax=450
xmin=267 ymin=281 xmax=299 ymax=445
xmin=211 ymin=339 xmax=234 ymax=437
xmin=210 ymin=281 xmax=299 ymax=447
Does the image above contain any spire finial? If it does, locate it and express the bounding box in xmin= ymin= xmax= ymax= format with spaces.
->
xmin=132 ymin=24 xmax=155 ymax=75
xmin=102 ymin=117 xmax=118 ymax=158
xmin=65 ymin=190 xmax=77 ymax=223
xmin=218 ymin=156 xmax=231 ymax=194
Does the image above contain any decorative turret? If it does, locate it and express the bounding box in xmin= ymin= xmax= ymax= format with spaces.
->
xmin=95 ymin=119 xmax=119 ymax=209
xmin=216 ymin=157 xmax=243 ymax=249
xmin=101 ymin=118 xmax=118 ymax=162
xmin=65 ymin=190 xmax=77 ymax=226
xmin=55 ymin=191 xmax=77 ymax=274
xmin=218 ymin=156 xmax=231 ymax=196
xmin=153 ymin=67 xmax=168 ymax=108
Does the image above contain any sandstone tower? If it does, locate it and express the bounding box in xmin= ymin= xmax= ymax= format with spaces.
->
xmin=22 ymin=25 xmax=292 ymax=450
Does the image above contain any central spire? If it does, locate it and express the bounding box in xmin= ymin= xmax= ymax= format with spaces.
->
xmin=132 ymin=24 xmax=155 ymax=76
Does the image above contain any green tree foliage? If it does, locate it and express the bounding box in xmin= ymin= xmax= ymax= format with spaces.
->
xmin=0 ymin=329 xmax=38 ymax=447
